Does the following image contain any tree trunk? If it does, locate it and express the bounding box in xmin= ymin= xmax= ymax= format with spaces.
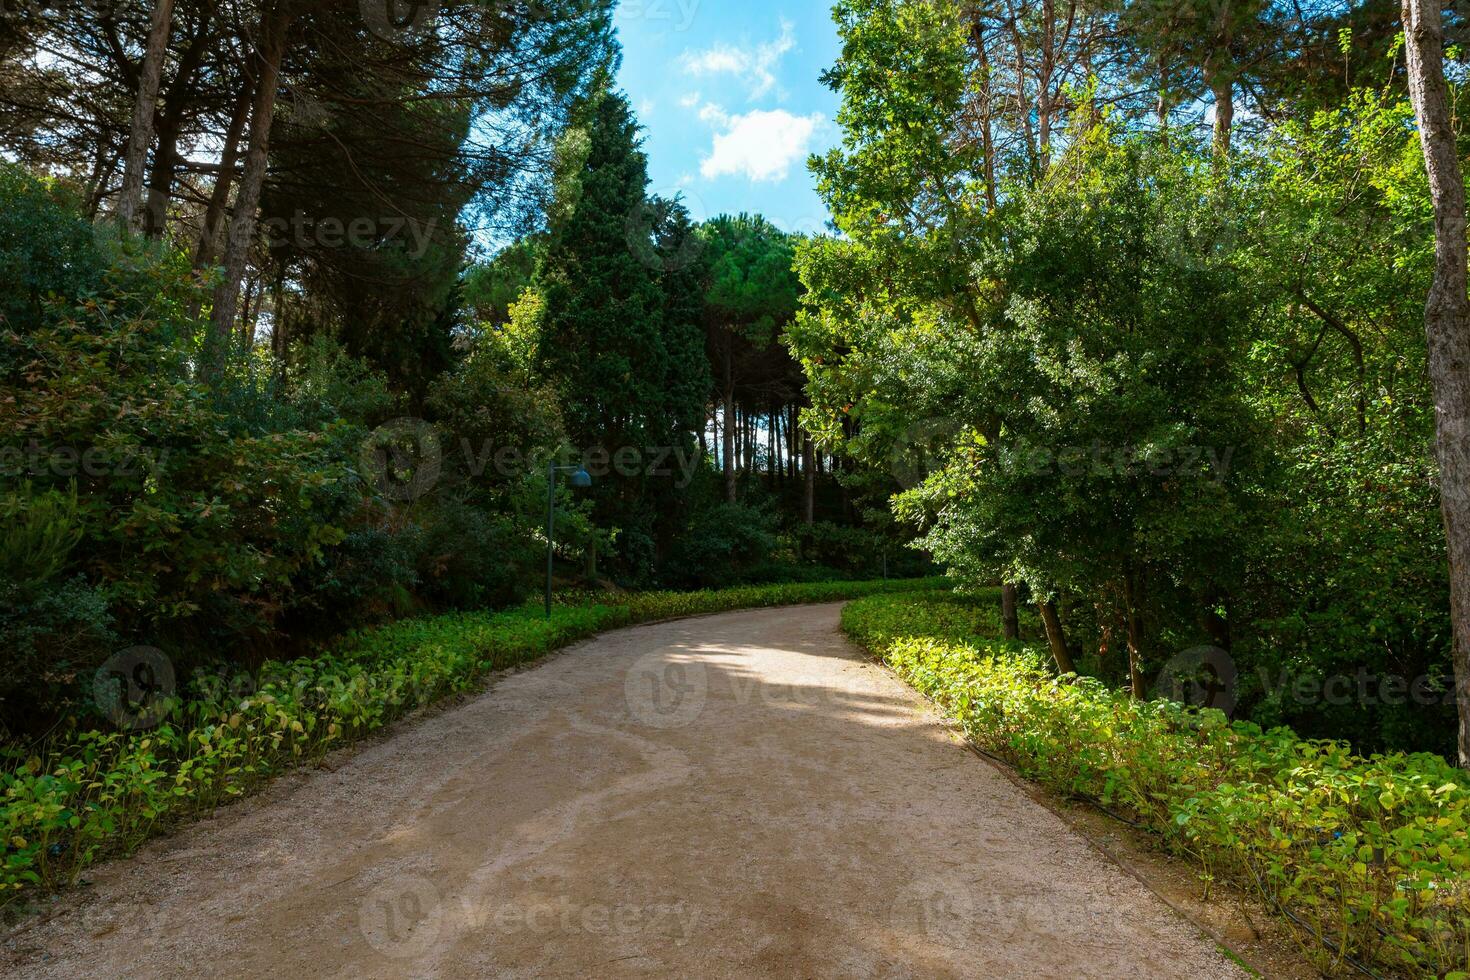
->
xmin=1211 ymin=75 xmax=1234 ymax=156
xmin=1121 ymin=571 xmax=1148 ymax=699
xmin=1037 ymin=0 xmax=1055 ymax=170
xmin=209 ymin=1 xmax=289 ymax=355
xmin=722 ymin=392 xmax=737 ymax=504
xmin=195 ymin=82 xmax=253 ymax=268
xmin=1038 ymin=601 xmax=1075 ymax=675
xmin=969 ymin=10 xmax=998 ymax=211
xmin=117 ymin=0 xmax=176 ymax=233
xmin=142 ymin=116 xmax=180 ymax=237
xmin=802 ymin=432 xmax=815 ymax=526
xmin=1001 ymin=584 xmax=1019 ymax=640
xmin=1403 ymin=0 xmax=1470 ymax=767
xmin=788 ymin=405 xmax=799 ymax=480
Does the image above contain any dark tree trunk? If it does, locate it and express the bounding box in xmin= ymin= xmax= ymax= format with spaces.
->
xmin=117 ymin=0 xmax=175 ymax=232
xmin=788 ymin=405 xmax=798 ymax=480
xmin=802 ymin=433 xmax=815 ymax=526
xmin=1211 ymin=75 xmax=1234 ymax=156
xmin=142 ymin=116 xmax=179 ymax=237
xmin=722 ymin=336 xmax=737 ymax=503
xmin=770 ymin=408 xmax=782 ymax=481
xmin=1001 ymin=584 xmax=1019 ymax=640
xmin=1038 ymin=601 xmax=1075 ymax=675
xmin=1121 ymin=570 xmax=1148 ymax=699
xmin=1403 ymin=0 xmax=1470 ymax=766
xmin=209 ymin=1 xmax=289 ymax=355
xmin=194 ymin=81 xmax=253 ymax=268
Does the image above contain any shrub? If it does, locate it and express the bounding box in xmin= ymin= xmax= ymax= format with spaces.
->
xmin=843 ymin=590 xmax=1470 ymax=977
xmin=663 ymin=496 xmax=779 ymax=589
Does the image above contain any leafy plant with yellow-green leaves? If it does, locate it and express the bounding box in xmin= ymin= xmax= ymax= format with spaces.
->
xmin=843 ymin=590 xmax=1469 ymax=977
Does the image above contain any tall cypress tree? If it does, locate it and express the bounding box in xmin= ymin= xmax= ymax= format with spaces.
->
xmin=538 ymin=90 xmax=707 ymax=576
xmin=539 ymin=90 xmax=668 ymax=457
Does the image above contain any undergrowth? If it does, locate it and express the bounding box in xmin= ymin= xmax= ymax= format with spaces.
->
xmin=843 ymin=589 xmax=1470 ymax=978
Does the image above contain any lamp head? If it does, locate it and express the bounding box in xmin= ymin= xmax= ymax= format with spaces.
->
xmin=569 ymin=469 xmax=592 ymax=489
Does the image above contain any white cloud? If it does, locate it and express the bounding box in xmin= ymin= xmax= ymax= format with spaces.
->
xmin=678 ymin=92 xmax=701 ymax=109
xmin=637 ymin=98 xmax=656 ymax=119
xmin=678 ymin=20 xmax=795 ymax=100
xmin=700 ymin=109 xmax=824 ymax=183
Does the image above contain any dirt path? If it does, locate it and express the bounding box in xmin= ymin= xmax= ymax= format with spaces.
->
xmin=6 ymin=603 xmax=1247 ymax=979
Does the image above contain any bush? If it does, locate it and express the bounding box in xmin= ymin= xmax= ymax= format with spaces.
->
xmin=0 ymin=576 xmax=942 ymax=900
xmin=663 ymin=496 xmax=779 ymax=589
xmin=843 ymin=590 xmax=1470 ymax=977
xmin=0 ymin=167 xmax=106 ymax=334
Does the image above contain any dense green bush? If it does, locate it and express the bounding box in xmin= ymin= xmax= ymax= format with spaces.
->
xmin=662 ymin=491 xmax=780 ymax=589
xmin=0 ymin=577 xmax=940 ymax=900
xmin=843 ymin=590 xmax=1470 ymax=976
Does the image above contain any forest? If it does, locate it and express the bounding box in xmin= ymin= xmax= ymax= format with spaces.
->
xmin=3 ymin=0 xmax=1470 ymax=972
xmin=0 ymin=0 xmax=928 ymax=741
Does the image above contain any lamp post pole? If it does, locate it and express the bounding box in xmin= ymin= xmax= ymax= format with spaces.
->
xmin=546 ymin=460 xmax=556 ymax=618
xmin=545 ymin=462 xmax=592 ymax=619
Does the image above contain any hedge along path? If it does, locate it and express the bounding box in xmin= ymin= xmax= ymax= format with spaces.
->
xmin=4 ymin=602 xmax=1245 ymax=978
xmin=0 ymin=578 xmax=943 ymax=903
xmin=841 ymin=590 xmax=1470 ymax=978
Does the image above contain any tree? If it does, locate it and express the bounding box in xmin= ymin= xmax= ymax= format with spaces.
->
xmin=116 ymin=0 xmax=175 ymax=232
xmin=701 ymin=214 xmax=802 ymax=503
xmin=537 ymin=89 xmax=702 ymax=575
xmin=1401 ymin=0 xmax=1470 ymax=766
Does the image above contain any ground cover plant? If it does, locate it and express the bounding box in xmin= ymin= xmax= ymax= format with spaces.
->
xmin=843 ymin=590 xmax=1470 ymax=977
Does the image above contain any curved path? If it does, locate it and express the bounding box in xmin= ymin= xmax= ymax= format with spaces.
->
xmin=7 ymin=603 xmax=1245 ymax=978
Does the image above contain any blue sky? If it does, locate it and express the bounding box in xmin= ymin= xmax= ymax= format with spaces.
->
xmin=611 ymin=2 xmax=842 ymax=235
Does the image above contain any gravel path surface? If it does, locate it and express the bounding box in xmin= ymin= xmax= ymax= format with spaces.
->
xmin=6 ymin=603 xmax=1246 ymax=979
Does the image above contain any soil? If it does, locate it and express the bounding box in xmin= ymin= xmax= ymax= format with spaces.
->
xmin=5 ymin=603 xmax=1278 ymax=978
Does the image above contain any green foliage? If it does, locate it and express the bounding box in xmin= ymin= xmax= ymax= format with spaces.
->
xmin=538 ymin=89 xmax=671 ymax=454
xmin=799 ymin=0 xmax=1462 ymax=754
xmin=0 ymin=167 xmax=105 ymax=334
xmin=663 ymin=496 xmax=780 ymax=589
xmin=844 ymin=591 xmax=1470 ymax=976
xmin=462 ymin=238 xmax=544 ymax=328
xmin=898 ymin=131 xmax=1266 ymax=670
xmin=0 ymin=578 xmax=941 ymax=900
xmin=535 ymin=90 xmax=711 ymax=577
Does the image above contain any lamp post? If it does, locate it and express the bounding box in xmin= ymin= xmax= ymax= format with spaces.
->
xmin=546 ymin=461 xmax=592 ymax=618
